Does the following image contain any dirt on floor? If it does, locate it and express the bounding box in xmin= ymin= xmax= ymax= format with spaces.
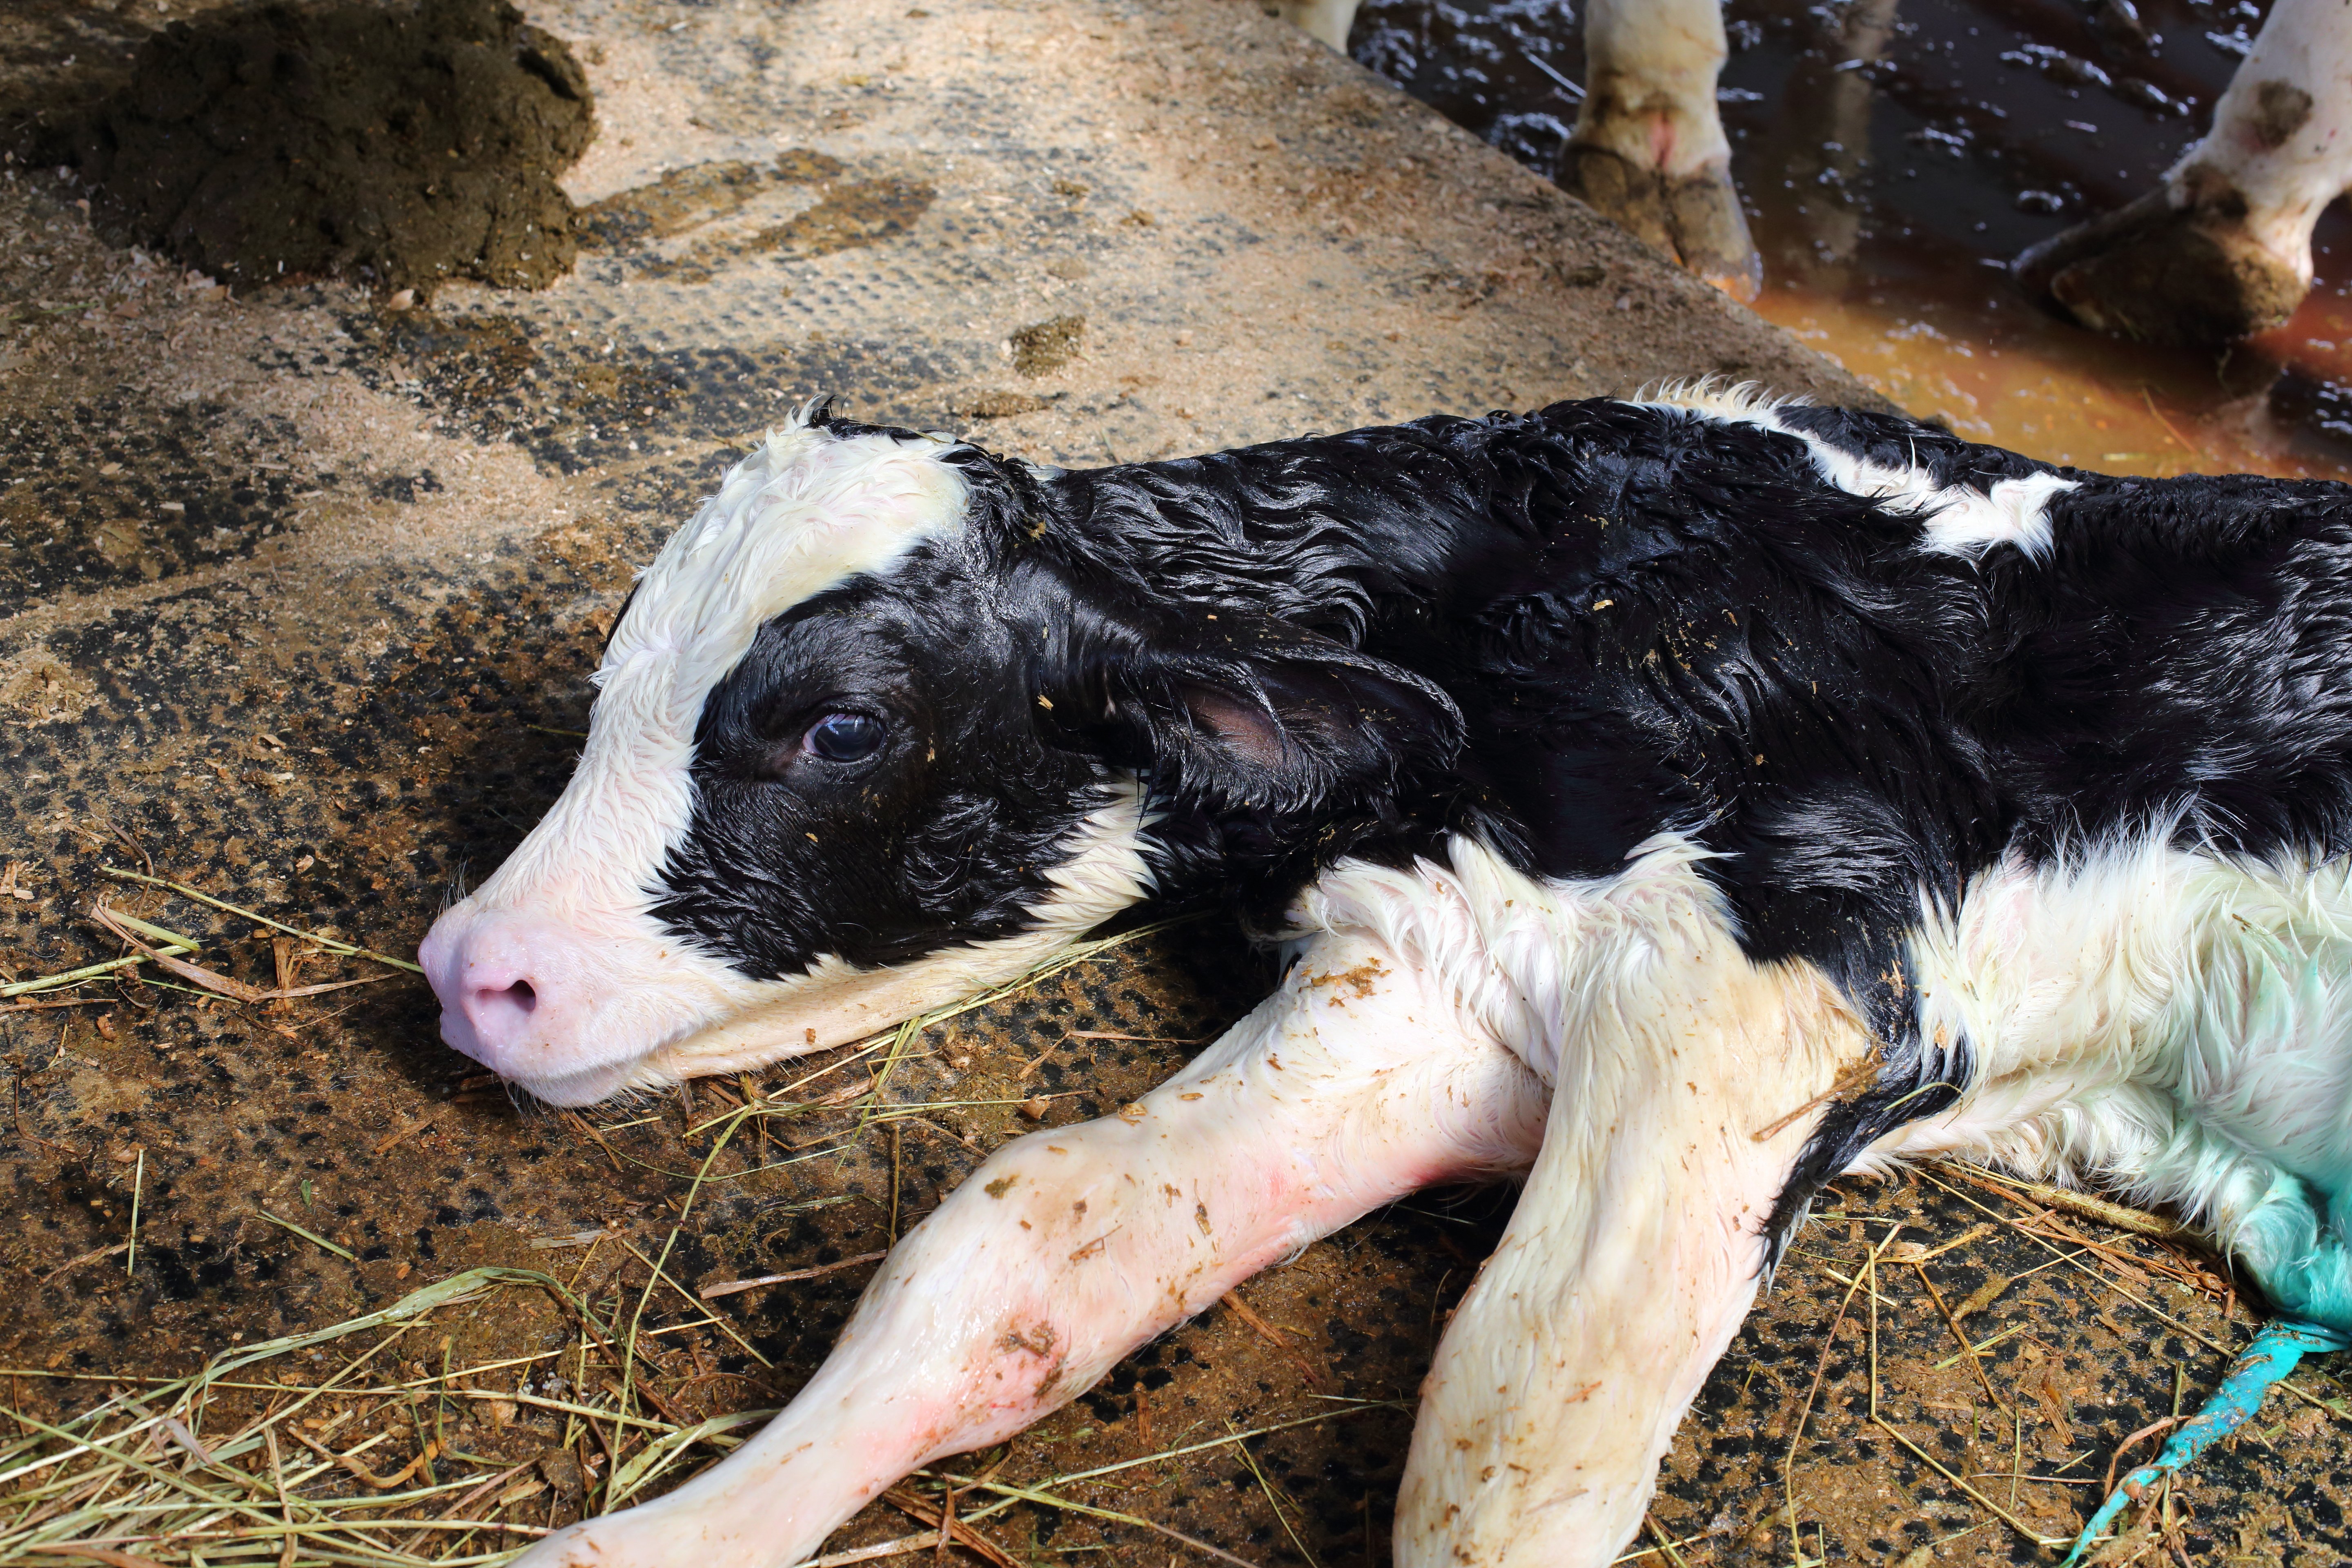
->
xmin=0 ymin=0 xmax=2346 ymax=1564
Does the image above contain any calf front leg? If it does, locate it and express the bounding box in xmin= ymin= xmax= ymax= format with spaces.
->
xmin=1393 ymin=909 xmax=1870 ymax=1566
xmin=518 ymin=931 xmax=1548 ymax=1568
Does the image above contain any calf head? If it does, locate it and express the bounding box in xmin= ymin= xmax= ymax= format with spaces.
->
xmin=419 ymin=405 xmax=1459 ymax=1105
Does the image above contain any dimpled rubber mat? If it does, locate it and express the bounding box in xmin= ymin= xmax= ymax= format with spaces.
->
xmin=9 ymin=0 xmax=2341 ymax=1564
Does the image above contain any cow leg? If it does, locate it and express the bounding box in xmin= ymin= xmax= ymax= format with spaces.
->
xmin=1275 ymin=0 xmax=1360 ymax=53
xmin=1567 ymin=0 xmax=1760 ymax=301
xmin=1388 ymin=895 xmax=1868 ymax=1567
xmin=515 ymin=930 xmax=1548 ymax=1568
xmin=2016 ymin=0 xmax=2352 ymax=344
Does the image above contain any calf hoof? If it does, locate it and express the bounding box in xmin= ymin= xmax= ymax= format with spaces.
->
xmin=2013 ymin=185 xmax=2307 ymax=347
xmin=1562 ymin=147 xmax=1760 ymax=303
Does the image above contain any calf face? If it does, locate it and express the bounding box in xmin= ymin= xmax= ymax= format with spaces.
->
xmin=420 ymin=405 xmax=1452 ymax=1104
xmin=421 ymin=413 xmax=1135 ymax=1103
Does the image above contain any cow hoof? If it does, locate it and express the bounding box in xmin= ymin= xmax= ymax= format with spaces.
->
xmin=1562 ymin=145 xmax=1676 ymax=256
xmin=2013 ymin=185 xmax=2309 ymax=347
xmin=1562 ymin=147 xmax=1760 ymax=303
xmin=1666 ymin=168 xmax=1762 ymax=303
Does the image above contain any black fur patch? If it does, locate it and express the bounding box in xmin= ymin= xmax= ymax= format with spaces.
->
xmin=653 ymin=536 xmax=1111 ymax=979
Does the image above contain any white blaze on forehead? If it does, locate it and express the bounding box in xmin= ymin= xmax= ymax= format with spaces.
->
xmin=1651 ymin=382 xmax=2078 ymax=563
xmin=473 ymin=413 xmax=969 ymax=924
xmin=611 ymin=416 xmax=971 ymax=718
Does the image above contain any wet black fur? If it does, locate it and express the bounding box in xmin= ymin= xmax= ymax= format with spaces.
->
xmin=654 ymin=399 xmax=2352 ymax=1256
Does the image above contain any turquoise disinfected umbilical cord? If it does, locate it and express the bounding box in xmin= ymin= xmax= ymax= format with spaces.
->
xmin=2060 ymin=1319 xmax=2349 ymax=1567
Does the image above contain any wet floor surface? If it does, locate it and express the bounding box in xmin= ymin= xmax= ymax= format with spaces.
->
xmin=1354 ymin=0 xmax=2352 ymax=481
xmin=0 ymin=0 xmax=2348 ymax=1563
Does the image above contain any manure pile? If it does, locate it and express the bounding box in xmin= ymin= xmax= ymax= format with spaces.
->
xmin=20 ymin=0 xmax=593 ymax=296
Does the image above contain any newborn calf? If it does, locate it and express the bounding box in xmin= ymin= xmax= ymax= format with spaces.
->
xmin=422 ymin=393 xmax=2352 ymax=1566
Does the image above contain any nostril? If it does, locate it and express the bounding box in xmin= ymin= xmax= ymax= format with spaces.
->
xmin=466 ymin=978 xmax=541 ymax=1042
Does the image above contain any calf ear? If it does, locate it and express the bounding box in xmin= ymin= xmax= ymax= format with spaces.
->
xmin=1049 ymin=611 xmax=1464 ymax=818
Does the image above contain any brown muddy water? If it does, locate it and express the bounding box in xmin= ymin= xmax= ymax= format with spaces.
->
xmin=1351 ymin=0 xmax=2352 ymax=480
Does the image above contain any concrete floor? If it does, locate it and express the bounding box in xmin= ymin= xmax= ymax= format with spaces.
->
xmin=2 ymin=0 xmax=2348 ymax=1563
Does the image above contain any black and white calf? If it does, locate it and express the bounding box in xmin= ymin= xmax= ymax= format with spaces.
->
xmin=422 ymin=393 xmax=2352 ymax=1567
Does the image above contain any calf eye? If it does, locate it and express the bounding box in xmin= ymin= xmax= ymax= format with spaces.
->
xmin=803 ymin=710 xmax=886 ymax=762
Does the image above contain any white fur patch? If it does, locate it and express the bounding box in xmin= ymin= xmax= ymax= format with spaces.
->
xmin=617 ymin=415 xmax=972 ymax=724
xmin=1875 ymin=837 xmax=2352 ymax=1259
xmin=1797 ymin=445 xmax=2074 ymax=563
xmin=1647 ymin=383 xmax=2078 ymax=563
xmin=1290 ymin=831 xmax=1746 ymax=1087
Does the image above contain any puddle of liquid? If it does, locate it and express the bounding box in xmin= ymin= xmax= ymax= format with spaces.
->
xmin=1352 ymin=0 xmax=2352 ymax=480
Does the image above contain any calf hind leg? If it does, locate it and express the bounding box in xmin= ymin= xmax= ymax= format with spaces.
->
xmin=514 ymin=931 xmax=1547 ymax=1568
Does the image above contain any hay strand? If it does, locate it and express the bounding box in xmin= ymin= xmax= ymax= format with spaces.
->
xmin=97 ymin=867 xmax=424 ymax=975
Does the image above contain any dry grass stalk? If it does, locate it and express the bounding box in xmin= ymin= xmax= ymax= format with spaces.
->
xmin=3 ymin=907 xmax=1360 ymax=1565
xmin=90 ymin=902 xmax=399 ymax=1006
xmin=1938 ymin=1165 xmax=2196 ymax=1245
xmin=0 ymin=1268 xmax=626 ymax=1567
xmin=97 ymin=868 xmax=423 ymax=974
xmin=697 ymin=1252 xmax=887 ymax=1301
xmin=1227 ymin=1421 xmax=1318 ymax=1568
xmin=4 ymin=873 xmax=416 ymax=1014
xmin=878 ymin=1486 xmax=1016 ymax=1568
xmin=1218 ymin=1292 xmax=1332 ymax=1390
